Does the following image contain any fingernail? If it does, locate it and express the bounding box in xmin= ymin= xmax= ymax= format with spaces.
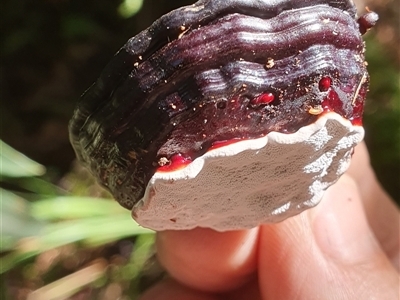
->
xmin=310 ymin=175 xmax=379 ymax=264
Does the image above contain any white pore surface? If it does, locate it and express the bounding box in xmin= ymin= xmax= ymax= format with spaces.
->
xmin=132 ymin=112 xmax=364 ymax=231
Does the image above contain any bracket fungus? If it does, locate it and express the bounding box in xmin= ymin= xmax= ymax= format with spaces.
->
xmin=69 ymin=0 xmax=377 ymax=231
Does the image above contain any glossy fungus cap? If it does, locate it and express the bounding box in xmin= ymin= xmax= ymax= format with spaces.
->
xmin=69 ymin=0 xmax=375 ymax=231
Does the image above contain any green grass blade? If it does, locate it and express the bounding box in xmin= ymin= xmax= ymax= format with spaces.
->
xmin=31 ymin=196 xmax=126 ymax=221
xmin=0 ymin=211 xmax=153 ymax=274
xmin=0 ymin=188 xmax=44 ymax=251
xmin=0 ymin=140 xmax=45 ymax=178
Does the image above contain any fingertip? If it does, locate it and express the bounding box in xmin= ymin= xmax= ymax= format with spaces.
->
xmin=258 ymin=174 xmax=399 ymax=299
xmin=311 ymin=174 xmax=381 ymax=263
xmin=347 ymin=142 xmax=400 ymax=271
xmin=312 ymin=174 xmax=399 ymax=295
xmin=156 ymin=227 xmax=259 ymax=292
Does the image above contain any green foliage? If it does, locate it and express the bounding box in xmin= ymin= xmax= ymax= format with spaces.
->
xmin=118 ymin=0 xmax=144 ymax=18
xmin=1 ymin=189 xmax=44 ymax=252
xmin=0 ymin=140 xmax=46 ymax=178
xmin=0 ymin=140 xmax=154 ymax=296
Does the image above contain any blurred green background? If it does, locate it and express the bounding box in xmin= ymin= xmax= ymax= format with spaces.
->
xmin=1 ymin=0 xmax=399 ymax=299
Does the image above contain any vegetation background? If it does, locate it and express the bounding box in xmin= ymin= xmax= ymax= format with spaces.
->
xmin=1 ymin=0 xmax=399 ymax=299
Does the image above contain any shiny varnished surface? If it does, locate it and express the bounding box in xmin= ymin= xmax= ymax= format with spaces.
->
xmin=69 ymin=0 xmax=374 ymax=209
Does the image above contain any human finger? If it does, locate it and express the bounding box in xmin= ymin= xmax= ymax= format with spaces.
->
xmin=347 ymin=142 xmax=400 ymax=270
xmin=258 ymin=174 xmax=399 ymax=299
xmin=156 ymin=227 xmax=259 ymax=292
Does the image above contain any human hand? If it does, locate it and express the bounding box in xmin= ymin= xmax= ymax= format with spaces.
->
xmin=140 ymin=142 xmax=399 ymax=299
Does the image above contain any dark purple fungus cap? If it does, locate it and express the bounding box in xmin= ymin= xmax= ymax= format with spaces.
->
xmin=69 ymin=0 xmax=376 ymax=231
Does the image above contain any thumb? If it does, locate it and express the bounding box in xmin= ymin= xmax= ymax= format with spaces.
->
xmin=258 ymin=174 xmax=399 ymax=299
